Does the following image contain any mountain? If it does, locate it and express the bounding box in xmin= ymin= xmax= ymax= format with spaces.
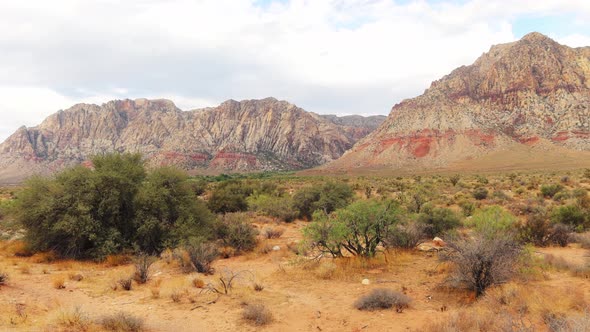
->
xmin=0 ymin=97 xmax=385 ymax=183
xmin=325 ymin=32 xmax=590 ymax=172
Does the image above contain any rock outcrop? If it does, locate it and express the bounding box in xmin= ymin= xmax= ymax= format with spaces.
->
xmin=326 ymin=32 xmax=590 ymax=171
xmin=0 ymin=97 xmax=385 ymax=182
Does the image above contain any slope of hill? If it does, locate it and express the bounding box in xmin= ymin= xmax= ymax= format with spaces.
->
xmin=0 ymin=97 xmax=385 ymax=183
xmin=324 ymin=32 xmax=590 ymax=172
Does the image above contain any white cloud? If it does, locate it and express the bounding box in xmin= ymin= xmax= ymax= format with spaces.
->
xmin=0 ymin=0 xmax=589 ymax=142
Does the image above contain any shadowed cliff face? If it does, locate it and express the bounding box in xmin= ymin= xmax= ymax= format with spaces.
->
xmin=327 ymin=32 xmax=590 ymax=171
xmin=0 ymin=97 xmax=384 ymax=182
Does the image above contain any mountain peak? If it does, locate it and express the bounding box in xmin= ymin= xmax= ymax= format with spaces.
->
xmin=520 ymin=31 xmax=553 ymax=43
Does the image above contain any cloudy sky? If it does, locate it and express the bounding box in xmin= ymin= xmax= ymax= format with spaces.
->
xmin=1 ymin=0 xmax=589 ymax=141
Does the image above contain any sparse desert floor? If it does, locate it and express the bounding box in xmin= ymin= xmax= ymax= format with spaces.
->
xmin=2 ymin=169 xmax=590 ymax=331
xmin=1 ymin=222 xmax=589 ymax=332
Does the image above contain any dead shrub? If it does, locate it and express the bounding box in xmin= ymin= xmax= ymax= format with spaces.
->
xmin=52 ymin=275 xmax=66 ymax=289
xmin=99 ymin=312 xmax=145 ymax=332
xmin=185 ymin=238 xmax=218 ymax=274
xmin=57 ymin=307 xmax=90 ymax=331
xmin=441 ymin=234 xmax=521 ymax=297
xmin=133 ymin=254 xmax=156 ymax=284
xmin=263 ymin=227 xmax=284 ymax=239
xmin=354 ymin=288 xmax=411 ymax=312
xmin=0 ymin=272 xmax=7 ymax=286
xmin=118 ymin=277 xmax=133 ymax=291
xmin=242 ymin=303 xmax=273 ymax=326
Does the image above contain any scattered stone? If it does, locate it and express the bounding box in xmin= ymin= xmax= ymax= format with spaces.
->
xmin=272 ymin=245 xmax=281 ymax=251
xmin=361 ymin=279 xmax=370 ymax=285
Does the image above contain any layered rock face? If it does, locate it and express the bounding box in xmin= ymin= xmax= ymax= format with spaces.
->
xmin=327 ymin=32 xmax=590 ymax=171
xmin=0 ymin=97 xmax=384 ymax=182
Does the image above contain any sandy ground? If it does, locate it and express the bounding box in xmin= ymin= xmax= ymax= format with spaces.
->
xmin=1 ymin=222 xmax=589 ymax=331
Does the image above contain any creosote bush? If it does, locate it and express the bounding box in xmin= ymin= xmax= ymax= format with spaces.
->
xmin=473 ymin=187 xmax=489 ymax=200
xmin=417 ymin=204 xmax=461 ymax=238
xmin=354 ymin=288 xmax=411 ymax=312
xmin=541 ymin=184 xmax=564 ymax=198
xmin=292 ymin=181 xmax=353 ymax=220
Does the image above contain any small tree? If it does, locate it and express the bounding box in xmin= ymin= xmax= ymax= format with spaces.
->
xmin=441 ymin=234 xmax=521 ymax=297
xmin=417 ymin=205 xmax=461 ymax=238
xmin=292 ymin=181 xmax=353 ymax=220
xmin=304 ymin=200 xmax=401 ymax=258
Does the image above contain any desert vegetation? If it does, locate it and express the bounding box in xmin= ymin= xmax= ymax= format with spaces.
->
xmin=1 ymin=155 xmax=589 ymax=330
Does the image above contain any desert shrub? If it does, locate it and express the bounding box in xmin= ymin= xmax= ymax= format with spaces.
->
xmin=544 ymin=310 xmax=590 ymax=332
xmin=584 ymin=169 xmax=590 ymax=180
xmin=263 ymin=227 xmax=284 ymax=239
xmin=57 ymin=307 xmax=90 ymax=331
xmin=417 ymin=205 xmax=461 ymax=238
xmin=476 ymin=175 xmax=489 ymax=184
xmin=405 ymin=186 xmax=433 ymax=213
xmin=459 ymin=200 xmax=476 ymax=217
xmin=118 ymin=277 xmax=133 ymax=291
xmin=551 ymin=205 xmax=588 ymax=231
xmin=304 ymin=200 xmax=401 ymax=257
xmin=16 ymin=153 xmax=213 ymax=260
xmin=441 ymin=233 xmax=521 ymax=297
xmin=185 ymin=237 xmax=218 ymax=274
xmin=518 ymin=210 xmax=572 ymax=247
xmin=207 ymin=180 xmax=255 ymax=213
xmin=215 ymin=213 xmax=258 ymax=252
xmin=541 ymin=184 xmax=564 ymax=198
xmin=449 ymin=174 xmax=461 ymax=186
xmin=354 ymin=288 xmax=411 ymax=312
xmin=472 ymin=187 xmax=488 ymax=200
xmin=0 ymin=272 xmax=7 ymax=285
xmin=242 ymin=303 xmax=273 ymax=326
xmin=133 ymin=254 xmax=156 ymax=284
xmin=247 ymin=193 xmax=298 ymax=222
xmin=384 ymin=221 xmax=427 ymax=249
xmin=100 ymin=312 xmax=145 ymax=332
xmin=292 ymin=181 xmax=353 ymax=220
xmin=467 ymin=206 xmax=516 ymax=236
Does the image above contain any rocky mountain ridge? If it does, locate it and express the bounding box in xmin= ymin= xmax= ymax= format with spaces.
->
xmin=325 ymin=32 xmax=590 ymax=171
xmin=0 ymin=97 xmax=384 ymax=182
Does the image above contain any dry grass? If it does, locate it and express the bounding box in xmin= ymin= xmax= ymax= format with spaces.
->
xmin=52 ymin=275 xmax=66 ymax=289
xmin=242 ymin=303 xmax=273 ymax=326
xmin=354 ymin=288 xmax=411 ymax=312
xmin=56 ymin=307 xmax=91 ymax=331
xmin=99 ymin=312 xmax=145 ymax=332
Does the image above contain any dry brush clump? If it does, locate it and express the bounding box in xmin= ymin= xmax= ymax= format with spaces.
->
xmin=354 ymin=288 xmax=411 ymax=312
xmin=440 ymin=234 xmax=521 ymax=297
xmin=133 ymin=254 xmax=156 ymax=284
xmin=242 ymin=303 xmax=273 ymax=326
xmin=99 ymin=312 xmax=145 ymax=332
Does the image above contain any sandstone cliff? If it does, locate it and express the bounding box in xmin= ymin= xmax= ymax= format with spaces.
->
xmin=0 ymin=97 xmax=384 ymax=182
xmin=326 ymin=32 xmax=590 ymax=171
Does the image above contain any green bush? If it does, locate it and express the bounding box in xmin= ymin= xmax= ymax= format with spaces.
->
xmin=304 ymin=200 xmax=401 ymax=257
xmin=472 ymin=187 xmax=489 ymax=200
xmin=540 ymin=184 xmax=564 ymax=198
xmin=16 ymin=153 xmax=214 ymax=260
xmin=247 ymin=194 xmax=298 ymax=222
xmin=551 ymin=205 xmax=588 ymax=231
xmin=417 ymin=205 xmax=461 ymax=238
xmin=207 ymin=181 xmax=254 ymax=213
xmin=215 ymin=213 xmax=258 ymax=252
xmin=292 ymin=181 xmax=353 ymax=220
xmin=467 ymin=206 xmax=517 ymax=236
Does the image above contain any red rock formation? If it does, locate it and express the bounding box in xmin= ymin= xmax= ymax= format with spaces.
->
xmin=327 ymin=32 xmax=590 ymax=171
